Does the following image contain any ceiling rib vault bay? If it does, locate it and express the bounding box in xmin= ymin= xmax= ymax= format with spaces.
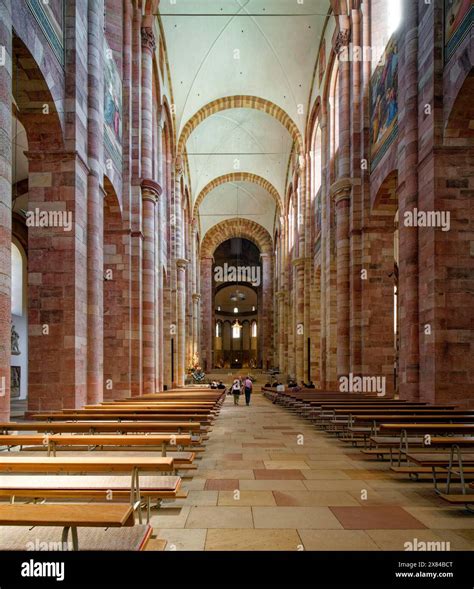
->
xmin=158 ymin=0 xmax=329 ymax=241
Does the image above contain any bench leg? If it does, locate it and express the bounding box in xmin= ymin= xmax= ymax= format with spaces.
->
xmin=61 ymin=526 xmax=79 ymax=551
xmin=447 ymin=445 xmax=465 ymax=495
xmin=130 ymin=467 xmax=143 ymax=524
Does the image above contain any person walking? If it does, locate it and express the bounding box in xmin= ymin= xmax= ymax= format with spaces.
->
xmin=243 ymin=376 xmax=253 ymax=406
xmin=231 ymin=378 xmax=241 ymax=405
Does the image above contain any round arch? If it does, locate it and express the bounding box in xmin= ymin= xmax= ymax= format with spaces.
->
xmin=177 ymin=95 xmax=304 ymax=159
xmin=193 ymin=173 xmax=282 ymax=220
xmin=201 ymin=218 xmax=273 ymax=258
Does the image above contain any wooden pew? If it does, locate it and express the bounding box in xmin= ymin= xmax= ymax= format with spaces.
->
xmin=31 ymin=412 xmax=213 ymax=424
xmin=0 ymin=503 xmax=137 ymax=551
xmin=0 ymin=474 xmax=183 ymax=521
xmin=0 ymin=433 xmax=194 ymax=457
xmin=402 ymin=451 xmax=474 ymax=493
xmin=0 ymin=421 xmax=205 ymax=434
xmin=346 ymin=414 xmax=474 ymax=447
xmin=377 ymin=423 xmax=474 ymax=467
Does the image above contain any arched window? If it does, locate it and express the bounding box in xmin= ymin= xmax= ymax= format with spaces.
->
xmin=251 ymin=321 xmax=257 ymax=338
xmin=11 ymin=242 xmax=24 ymax=316
xmin=311 ymin=123 xmax=322 ymax=198
xmin=387 ymin=0 xmax=402 ymax=38
xmin=288 ymin=193 xmax=295 ymax=252
xmin=330 ymin=69 xmax=339 ymax=160
xmin=215 ymin=321 xmax=222 ymax=338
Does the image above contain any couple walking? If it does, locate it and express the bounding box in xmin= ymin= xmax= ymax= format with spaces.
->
xmin=231 ymin=376 xmax=253 ymax=406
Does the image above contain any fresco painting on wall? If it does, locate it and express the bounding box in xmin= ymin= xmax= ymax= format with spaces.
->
xmin=370 ymin=37 xmax=398 ymax=170
xmin=104 ymin=41 xmax=123 ymax=168
xmin=444 ymin=0 xmax=472 ymax=62
xmin=26 ymin=0 xmax=65 ymax=65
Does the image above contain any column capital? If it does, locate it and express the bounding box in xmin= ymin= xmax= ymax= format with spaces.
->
xmin=176 ymin=258 xmax=189 ymax=270
xmin=292 ymin=256 xmax=308 ymax=268
xmin=275 ymin=291 xmax=286 ymax=300
xmin=141 ymin=178 xmax=162 ymax=202
xmin=330 ymin=178 xmax=352 ymax=204
xmin=192 ymin=293 xmax=201 ymax=302
xmin=141 ymin=26 xmax=156 ymax=53
xmin=334 ymin=28 xmax=350 ymax=55
xmin=175 ymin=155 xmax=185 ymax=178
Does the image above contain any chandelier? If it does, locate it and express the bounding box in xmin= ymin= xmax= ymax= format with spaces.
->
xmin=229 ymin=289 xmax=246 ymax=302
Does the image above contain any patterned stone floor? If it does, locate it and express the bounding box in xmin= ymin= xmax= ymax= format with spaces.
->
xmin=151 ymin=390 xmax=474 ymax=551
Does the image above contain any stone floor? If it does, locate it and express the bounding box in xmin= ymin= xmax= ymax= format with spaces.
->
xmin=151 ymin=390 xmax=474 ymax=551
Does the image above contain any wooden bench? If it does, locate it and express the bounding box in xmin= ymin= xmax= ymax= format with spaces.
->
xmin=379 ymin=423 xmax=474 ymax=465
xmin=348 ymin=416 xmax=474 ymax=449
xmin=0 ymin=455 xmax=176 ymax=522
xmin=32 ymin=412 xmax=213 ymax=424
xmin=400 ymin=451 xmax=474 ymax=493
xmin=0 ymin=503 xmax=136 ymax=550
xmin=0 ymin=421 xmax=206 ymax=434
xmin=0 ymin=433 xmax=195 ymax=457
xmin=437 ymin=482 xmax=474 ymax=513
xmin=0 ymin=474 xmax=183 ymax=520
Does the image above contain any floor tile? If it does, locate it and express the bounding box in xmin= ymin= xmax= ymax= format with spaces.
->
xmin=254 ymin=469 xmax=305 ymax=480
xmin=273 ymin=490 xmax=360 ymax=507
xmin=330 ymin=506 xmax=427 ymax=530
xmin=186 ymin=507 xmax=254 ymax=529
xmin=298 ymin=529 xmax=379 ymax=551
xmin=218 ymin=490 xmax=276 ymax=506
xmin=205 ymin=529 xmax=302 ymax=550
xmin=204 ymin=479 xmax=240 ymax=491
xmin=253 ymin=507 xmax=343 ymax=529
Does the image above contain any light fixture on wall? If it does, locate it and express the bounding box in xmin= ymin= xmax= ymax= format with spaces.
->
xmin=232 ymin=318 xmax=242 ymax=339
xmin=233 ymin=307 xmax=239 ymax=314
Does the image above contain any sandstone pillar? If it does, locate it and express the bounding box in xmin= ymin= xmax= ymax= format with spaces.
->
xmin=293 ymin=257 xmax=305 ymax=382
xmin=140 ymin=24 xmax=158 ymax=394
xmin=0 ymin=0 xmax=12 ymax=419
xmin=176 ymin=258 xmax=187 ymax=386
xmin=141 ymin=181 xmax=160 ymax=393
xmin=200 ymin=256 xmax=213 ymax=372
xmin=86 ymin=0 xmax=105 ymax=404
xmin=260 ymin=252 xmax=273 ymax=370
xmin=398 ymin=0 xmax=419 ymax=400
xmin=331 ymin=179 xmax=351 ymax=379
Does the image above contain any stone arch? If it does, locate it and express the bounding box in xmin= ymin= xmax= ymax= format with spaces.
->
xmin=372 ymin=169 xmax=399 ymax=214
xmin=306 ymin=97 xmax=321 ymax=152
xmin=103 ymin=178 xmax=128 ymax=399
xmin=445 ymin=70 xmax=474 ymax=146
xmin=193 ymin=173 xmax=282 ymax=220
xmin=12 ymin=36 xmax=64 ymax=150
xmin=177 ymin=96 xmax=303 ymax=158
xmin=201 ymin=218 xmax=273 ymax=258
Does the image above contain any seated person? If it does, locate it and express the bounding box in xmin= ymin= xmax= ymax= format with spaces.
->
xmin=217 ymin=380 xmax=226 ymax=390
xmin=265 ymin=382 xmax=272 ymax=387
xmin=307 ymin=380 xmax=315 ymax=389
xmin=271 ymin=381 xmax=278 ymax=387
